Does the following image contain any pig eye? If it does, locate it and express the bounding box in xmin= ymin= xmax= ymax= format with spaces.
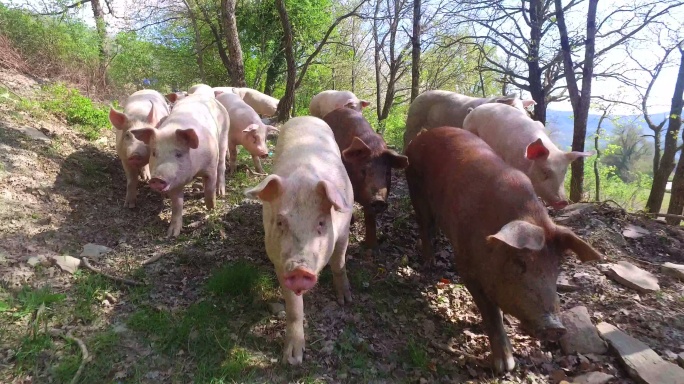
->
xmin=152 ymin=150 xmax=156 ymax=157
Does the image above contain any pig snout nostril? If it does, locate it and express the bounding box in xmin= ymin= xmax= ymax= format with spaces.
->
xmin=148 ymin=178 xmax=168 ymax=192
xmin=283 ymin=268 xmax=318 ymax=295
xmin=552 ymin=200 xmax=569 ymax=209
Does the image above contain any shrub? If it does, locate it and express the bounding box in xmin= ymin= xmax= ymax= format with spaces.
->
xmin=41 ymin=83 xmax=110 ymax=140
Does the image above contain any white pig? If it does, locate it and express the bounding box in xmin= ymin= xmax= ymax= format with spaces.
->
xmin=188 ymin=83 xmax=214 ymax=97
xmin=213 ymin=86 xmax=237 ymax=97
xmin=130 ymin=94 xmax=230 ymax=237
xmin=231 ymin=87 xmax=280 ymax=117
xmin=463 ymin=103 xmax=591 ymax=209
xmin=165 ymin=91 xmax=188 ymax=105
xmin=215 ymin=93 xmax=279 ymax=174
xmin=245 ymin=116 xmax=353 ymax=365
xmin=109 ymin=90 xmax=170 ymax=209
xmin=403 ymin=90 xmax=536 ymax=150
xmin=309 ymin=90 xmax=370 ymax=118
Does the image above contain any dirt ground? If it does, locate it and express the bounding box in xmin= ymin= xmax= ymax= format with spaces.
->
xmin=1 ymin=67 xmax=683 ymax=384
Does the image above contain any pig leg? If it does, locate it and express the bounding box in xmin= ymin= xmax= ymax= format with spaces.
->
xmin=139 ymin=164 xmax=151 ymax=181
xmin=122 ymin=162 xmax=139 ymax=209
xmin=167 ymin=189 xmax=184 ymax=238
xmin=202 ymin=173 xmax=216 ymax=210
xmin=228 ymin=141 xmax=238 ymax=175
xmin=362 ymin=207 xmax=379 ymax=256
xmin=281 ymin=285 xmax=305 ymax=365
xmin=217 ymin=122 xmax=228 ymax=196
xmin=465 ymin=280 xmax=515 ymax=373
xmin=251 ymin=155 xmax=266 ymax=174
xmin=329 ymin=234 xmax=353 ymax=304
xmin=408 ymin=183 xmax=437 ymax=267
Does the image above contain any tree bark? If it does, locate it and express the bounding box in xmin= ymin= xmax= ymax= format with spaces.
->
xmin=90 ymin=0 xmax=107 ymax=61
xmin=528 ymin=0 xmax=547 ymax=124
xmin=373 ymin=0 xmax=382 ymax=122
xmin=668 ymin=145 xmax=684 ymax=225
xmin=646 ymin=46 xmax=684 ymax=213
xmin=410 ymin=0 xmax=421 ymax=102
xmin=183 ymin=0 xmax=205 ymax=82
xmin=594 ymin=110 xmax=608 ymax=201
xmin=556 ymin=0 xmax=598 ymax=203
xmin=221 ymin=0 xmax=246 ymax=87
xmin=196 ymin=3 xmax=232 ymax=77
xmin=264 ymin=36 xmax=285 ymax=96
xmin=275 ymin=0 xmax=295 ymax=122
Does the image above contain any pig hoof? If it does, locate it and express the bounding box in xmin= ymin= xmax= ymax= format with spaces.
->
xmin=491 ymin=355 xmax=516 ymax=373
xmin=282 ymin=340 xmax=304 ymax=365
xmin=124 ymin=201 xmax=136 ymax=209
xmin=337 ymin=289 xmax=352 ymax=305
xmin=167 ymin=225 xmax=181 ymax=238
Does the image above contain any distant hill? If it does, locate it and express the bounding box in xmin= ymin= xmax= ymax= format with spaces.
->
xmin=545 ymin=109 xmax=670 ymax=150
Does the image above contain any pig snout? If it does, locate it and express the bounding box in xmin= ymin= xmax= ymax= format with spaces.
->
xmin=369 ymin=198 xmax=388 ymax=215
xmin=148 ymin=177 xmax=169 ymax=193
xmin=127 ymin=155 xmax=146 ymax=167
xmin=259 ymin=153 xmax=269 ymax=159
xmin=283 ymin=267 xmax=318 ymax=295
xmin=528 ymin=314 xmax=566 ymax=341
xmin=551 ymin=200 xmax=569 ymax=210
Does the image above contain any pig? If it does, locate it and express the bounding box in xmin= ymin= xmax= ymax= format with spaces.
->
xmin=322 ymin=108 xmax=408 ymax=255
xmin=188 ymin=83 xmax=214 ymax=97
xmin=213 ymin=86 xmax=236 ymax=97
xmin=309 ymin=90 xmax=371 ymax=118
xmin=463 ymin=102 xmax=591 ymax=209
xmin=130 ymin=94 xmax=230 ymax=237
xmin=109 ymin=90 xmax=170 ymax=209
xmin=165 ymin=91 xmax=187 ymax=104
xmin=244 ymin=116 xmax=353 ymax=365
xmin=405 ymin=127 xmax=602 ymax=373
xmin=215 ymin=92 xmax=279 ymax=174
xmin=230 ymin=87 xmax=280 ymax=117
xmin=402 ymin=90 xmax=536 ymax=150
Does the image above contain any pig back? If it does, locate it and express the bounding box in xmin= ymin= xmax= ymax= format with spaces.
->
xmin=323 ymin=108 xmax=385 ymax=153
xmin=123 ymin=90 xmax=170 ymax=122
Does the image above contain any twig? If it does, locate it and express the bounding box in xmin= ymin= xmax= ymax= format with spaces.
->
xmin=246 ymin=168 xmax=267 ymax=177
xmin=81 ymin=257 xmax=144 ymax=286
xmin=142 ymin=253 xmax=163 ymax=265
xmin=644 ymin=212 xmax=684 ymax=221
xmin=49 ymin=328 xmax=90 ymax=384
xmin=430 ymin=340 xmax=490 ymax=368
xmin=598 ymin=199 xmax=626 ymax=212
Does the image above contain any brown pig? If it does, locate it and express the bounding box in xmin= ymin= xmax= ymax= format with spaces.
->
xmin=323 ymin=108 xmax=408 ymax=255
xmin=245 ymin=116 xmax=353 ymax=365
xmin=405 ymin=127 xmax=602 ymax=373
xmin=109 ymin=90 xmax=170 ymax=208
xmin=130 ymin=94 xmax=230 ymax=237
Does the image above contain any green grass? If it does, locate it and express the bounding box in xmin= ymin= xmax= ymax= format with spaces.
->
xmin=14 ymin=285 xmax=66 ymax=316
xmin=72 ymin=272 xmax=113 ymax=323
xmin=205 ymin=261 xmax=275 ymax=298
xmin=403 ymin=340 xmax=429 ymax=370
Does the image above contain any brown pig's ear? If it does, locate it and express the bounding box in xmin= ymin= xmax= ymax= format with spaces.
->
xmin=129 ymin=127 xmax=156 ymax=144
xmin=487 ymin=220 xmax=546 ymax=251
xmin=165 ymin=93 xmax=178 ymax=103
xmin=316 ymin=180 xmax=349 ymax=213
xmin=383 ymin=150 xmax=409 ymax=169
xmin=244 ymin=174 xmax=283 ymax=202
xmin=342 ymin=137 xmax=372 ymax=164
xmin=555 ymin=226 xmax=602 ymax=262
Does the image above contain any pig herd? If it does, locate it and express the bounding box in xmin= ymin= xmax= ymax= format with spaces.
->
xmin=108 ymin=85 xmax=602 ymax=373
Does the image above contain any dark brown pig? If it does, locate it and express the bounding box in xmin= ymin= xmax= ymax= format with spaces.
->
xmin=405 ymin=127 xmax=602 ymax=373
xmin=323 ymin=108 xmax=408 ymax=255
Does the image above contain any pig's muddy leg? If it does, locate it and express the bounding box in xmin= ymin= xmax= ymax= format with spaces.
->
xmin=217 ymin=142 xmax=227 ymax=197
xmin=123 ymin=164 xmax=140 ymax=209
xmin=251 ymin=155 xmax=266 ymax=174
xmin=139 ymin=164 xmax=151 ymax=181
xmin=330 ymin=235 xmax=352 ymax=304
xmin=282 ymin=286 xmax=305 ymax=365
xmin=465 ymin=280 xmax=515 ymax=373
xmin=410 ymin=193 xmax=437 ymax=268
xmin=167 ymin=189 xmax=184 ymax=238
xmin=362 ymin=208 xmax=379 ymax=257
xmin=228 ymin=142 xmax=238 ymax=174
xmin=203 ymin=173 xmax=216 ymax=210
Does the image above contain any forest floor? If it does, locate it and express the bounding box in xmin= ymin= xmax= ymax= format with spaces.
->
xmin=1 ymin=67 xmax=683 ymax=384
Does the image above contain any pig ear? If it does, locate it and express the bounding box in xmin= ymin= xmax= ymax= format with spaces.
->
xmin=555 ymin=226 xmax=602 ymax=262
xmin=522 ymin=99 xmax=537 ymax=108
xmin=343 ymin=98 xmax=356 ymax=108
xmin=176 ymin=128 xmax=199 ymax=149
xmin=565 ymin=151 xmax=592 ymax=162
xmin=525 ymin=138 xmax=550 ymax=160
xmin=245 ymin=174 xmax=283 ymax=202
xmin=316 ymin=180 xmax=349 ymax=213
xmin=214 ymin=90 xmax=224 ymax=97
xmin=342 ymin=137 xmax=372 ymax=163
xmin=165 ymin=93 xmax=178 ymax=103
xmin=360 ymin=100 xmax=370 ymax=108
xmin=487 ymin=220 xmax=545 ymax=251
xmin=129 ymin=127 xmax=156 ymax=144
xmin=383 ymin=150 xmax=409 ymax=169
xmin=109 ymin=107 xmax=128 ymax=130
xmin=145 ymin=101 xmax=157 ymax=125
xmin=496 ymin=97 xmax=517 ymax=106
xmin=266 ymin=125 xmax=280 ymax=133
xmin=242 ymin=124 xmax=259 ymax=134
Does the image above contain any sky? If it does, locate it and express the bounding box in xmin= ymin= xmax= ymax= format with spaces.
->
xmin=9 ymin=0 xmax=682 ymax=116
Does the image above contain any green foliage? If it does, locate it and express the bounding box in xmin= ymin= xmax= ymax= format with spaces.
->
xmin=15 ymin=286 xmax=66 ymax=316
xmin=205 ymin=261 xmax=275 ymax=298
xmin=379 ymin=104 xmax=409 ymax=150
xmin=40 ymin=83 xmax=109 ymax=140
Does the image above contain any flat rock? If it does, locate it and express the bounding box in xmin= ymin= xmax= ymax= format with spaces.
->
xmin=555 ymin=203 xmax=594 ymax=223
xmin=622 ymin=224 xmax=650 ymax=239
xmin=678 ymin=352 xmax=684 ymax=368
xmin=267 ymin=302 xmax=285 ymax=315
xmin=51 ymin=255 xmax=80 ymax=274
xmin=604 ymin=261 xmax=659 ymax=293
xmin=571 ymin=371 xmax=614 ymax=384
xmin=558 ymin=275 xmax=581 ymax=292
xmin=560 ymin=306 xmax=607 ymax=355
xmin=597 ymin=322 xmax=684 ymax=384
xmin=17 ymin=126 xmax=51 ymax=142
xmin=26 ymin=255 xmax=47 ymax=267
xmin=661 ymin=263 xmax=684 ymax=281
xmin=80 ymin=243 xmax=113 ymax=259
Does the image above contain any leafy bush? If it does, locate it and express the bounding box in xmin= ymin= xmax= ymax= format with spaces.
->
xmin=40 ymin=83 xmax=110 ymax=140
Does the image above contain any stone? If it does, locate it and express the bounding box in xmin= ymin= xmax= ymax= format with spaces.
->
xmin=267 ymin=302 xmax=285 ymax=315
xmin=17 ymin=126 xmax=51 ymax=142
xmin=597 ymin=322 xmax=684 ymax=384
xmin=558 ymin=275 xmax=581 ymax=292
xmin=559 ymin=306 xmax=608 ymax=355
xmin=555 ymin=203 xmax=594 ymax=223
xmin=678 ymin=352 xmax=684 ymax=368
xmin=661 ymin=263 xmax=684 ymax=282
xmin=51 ymin=255 xmax=80 ymax=274
xmin=622 ymin=224 xmax=649 ymax=239
xmin=604 ymin=261 xmax=660 ymax=293
xmin=26 ymin=255 xmax=47 ymax=267
xmin=571 ymin=371 xmax=614 ymax=384
xmin=80 ymin=243 xmax=113 ymax=259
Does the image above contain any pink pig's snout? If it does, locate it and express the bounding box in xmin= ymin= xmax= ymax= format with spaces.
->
xmin=127 ymin=155 xmax=146 ymax=167
xmin=149 ymin=177 xmax=169 ymax=193
xmin=283 ymin=267 xmax=317 ymax=295
xmin=551 ymin=200 xmax=569 ymax=210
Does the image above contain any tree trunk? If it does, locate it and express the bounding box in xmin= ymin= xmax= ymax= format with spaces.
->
xmin=646 ymin=47 xmax=684 ymax=213
xmin=667 ymin=146 xmax=684 ymax=225
xmin=90 ymin=0 xmax=107 ymax=61
xmin=653 ymin=130 xmax=661 ymax=176
xmin=594 ymin=110 xmax=607 ymax=201
xmin=197 ymin=4 xmax=232 ymax=77
xmin=264 ymin=36 xmax=286 ymax=96
xmin=373 ymin=0 xmax=382 ymax=122
xmin=275 ymin=0 xmax=295 ymax=122
xmin=527 ymin=0 xmax=547 ymax=125
xmin=221 ymin=0 xmax=246 ymax=87
xmin=183 ymin=0 xmax=205 ymax=82
xmin=410 ymin=0 xmax=421 ymax=102
xmin=556 ymin=0 xmax=598 ymax=203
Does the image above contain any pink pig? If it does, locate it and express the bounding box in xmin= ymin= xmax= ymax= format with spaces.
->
xmin=230 ymin=87 xmax=280 ymax=117
xmin=309 ymin=90 xmax=371 ymax=118
xmin=130 ymin=94 xmax=230 ymax=237
xmin=215 ymin=93 xmax=279 ymax=174
xmin=245 ymin=116 xmax=353 ymax=365
xmin=109 ymin=90 xmax=170 ymax=208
